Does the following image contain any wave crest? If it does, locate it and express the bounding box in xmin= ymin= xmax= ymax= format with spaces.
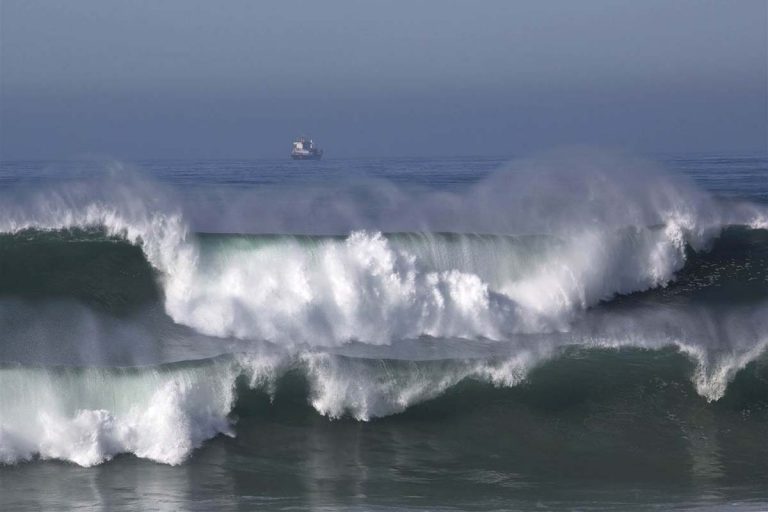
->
xmin=3 ymin=336 xmax=767 ymax=467
xmin=0 ymin=156 xmax=766 ymax=345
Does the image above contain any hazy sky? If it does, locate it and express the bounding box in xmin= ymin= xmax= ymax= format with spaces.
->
xmin=1 ymin=0 xmax=766 ymax=159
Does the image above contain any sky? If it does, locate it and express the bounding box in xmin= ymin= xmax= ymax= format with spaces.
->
xmin=0 ymin=0 xmax=766 ymax=159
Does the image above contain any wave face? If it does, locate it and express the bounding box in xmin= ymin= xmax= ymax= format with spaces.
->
xmin=3 ymin=227 xmax=767 ymax=342
xmin=3 ymin=345 xmax=768 ymax=467
xmin=1 ymin=151 xmax=767 ymax=468
xmin=0 ymin=358 xmax=238 ymax=466
xmin=0 ymin=229 xmax=159 ymax=311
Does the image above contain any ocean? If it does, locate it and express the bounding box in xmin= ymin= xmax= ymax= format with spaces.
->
xmin=0 ymin=150 xmax=767 ymax=511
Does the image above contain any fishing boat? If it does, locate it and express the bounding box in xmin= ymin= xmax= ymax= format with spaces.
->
xmin=291 ymin=136 xmax=323 ymax=160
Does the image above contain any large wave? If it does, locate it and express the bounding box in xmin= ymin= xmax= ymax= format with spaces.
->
xmin=3 ymin=330 xmax=768 ymax=467
xmin=0 ymin=162 xmax=765 ymax=344
xmin=1 ymin=151 xmax=767 ymax=466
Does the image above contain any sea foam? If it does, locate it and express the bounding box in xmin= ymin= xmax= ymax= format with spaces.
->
xmin=1 ymin=153 xmax=768 ymax=466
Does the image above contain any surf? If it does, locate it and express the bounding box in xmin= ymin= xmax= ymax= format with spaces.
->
xmin=2 ymin=226 xmax=766 ymax=342
xmin=1 ymin=151 xmax=767 ymax=468
xmin=3 ymin=342 xmax=768 ymax=467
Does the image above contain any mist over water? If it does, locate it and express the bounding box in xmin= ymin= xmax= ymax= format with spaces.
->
xmin=1 ymin=150 xmax=768 ymax=510
xmin=2 ymin=1 xmax=766 ymax=508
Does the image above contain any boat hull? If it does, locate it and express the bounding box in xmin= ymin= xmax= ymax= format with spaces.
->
xmin=291 ymin=153 xmax=323 ymax=160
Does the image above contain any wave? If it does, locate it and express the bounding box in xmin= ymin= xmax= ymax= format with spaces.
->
xmin=0 ymin=356 xmax=240 ymax=466
xmin=0 ymin=229 xmax=160 ymax=312
xmin=2 ymin=343 xmax=767 ymax=467
xmin=2 ymin=226 xmax=767 ymax=339
xmin=0 ymin=351 xmax=523 ymax=466
xmin=1 ymin=154 xmax=766 ymax=346
xmin=2 ymin=152 xmax=768 ymax=468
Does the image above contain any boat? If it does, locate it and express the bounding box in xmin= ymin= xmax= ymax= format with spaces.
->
xmin=291 ymin=136 xmax=323 ymax=160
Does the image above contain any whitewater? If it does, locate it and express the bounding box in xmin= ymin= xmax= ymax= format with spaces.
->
xmin=1 ymin=150 xmax=768 ymax=511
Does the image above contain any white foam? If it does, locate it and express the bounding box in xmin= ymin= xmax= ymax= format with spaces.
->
xmin=162 ymin=225 xmax=697 ymax=345
xmin=0 ymin=347 xmax=550 ymax=466
xmin=0 ymin=361 xmax=239 ymax=466
xmin=3 ymin=311 xmax=768 ymax=468
xmin=2 ymin=154 xmax=768 ymax=468
xmin=1 ymin=155 xmax=765 ymax=348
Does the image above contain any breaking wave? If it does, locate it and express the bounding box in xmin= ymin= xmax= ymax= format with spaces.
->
xmin=2 ymin=227 xmax=767 ymax=343
xmin=3 ymin=341 xmax=768 ymax=467
xmin=1 ymin=151 xmax=767 ymax=466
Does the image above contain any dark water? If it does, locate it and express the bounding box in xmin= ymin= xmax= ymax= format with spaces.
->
xmin=1 ymin=152 xmax=767 ymax=511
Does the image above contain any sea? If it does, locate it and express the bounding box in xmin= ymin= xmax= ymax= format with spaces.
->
xmin=0 ymin=149 xmax=767 ymax=511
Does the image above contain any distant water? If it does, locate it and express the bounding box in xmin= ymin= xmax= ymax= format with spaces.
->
xmin=1 ymin=151 xmax=767 ymax=511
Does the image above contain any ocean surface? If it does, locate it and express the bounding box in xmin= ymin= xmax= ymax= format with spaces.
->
xmin=0 ymin=150 xmax=767 ymax=511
